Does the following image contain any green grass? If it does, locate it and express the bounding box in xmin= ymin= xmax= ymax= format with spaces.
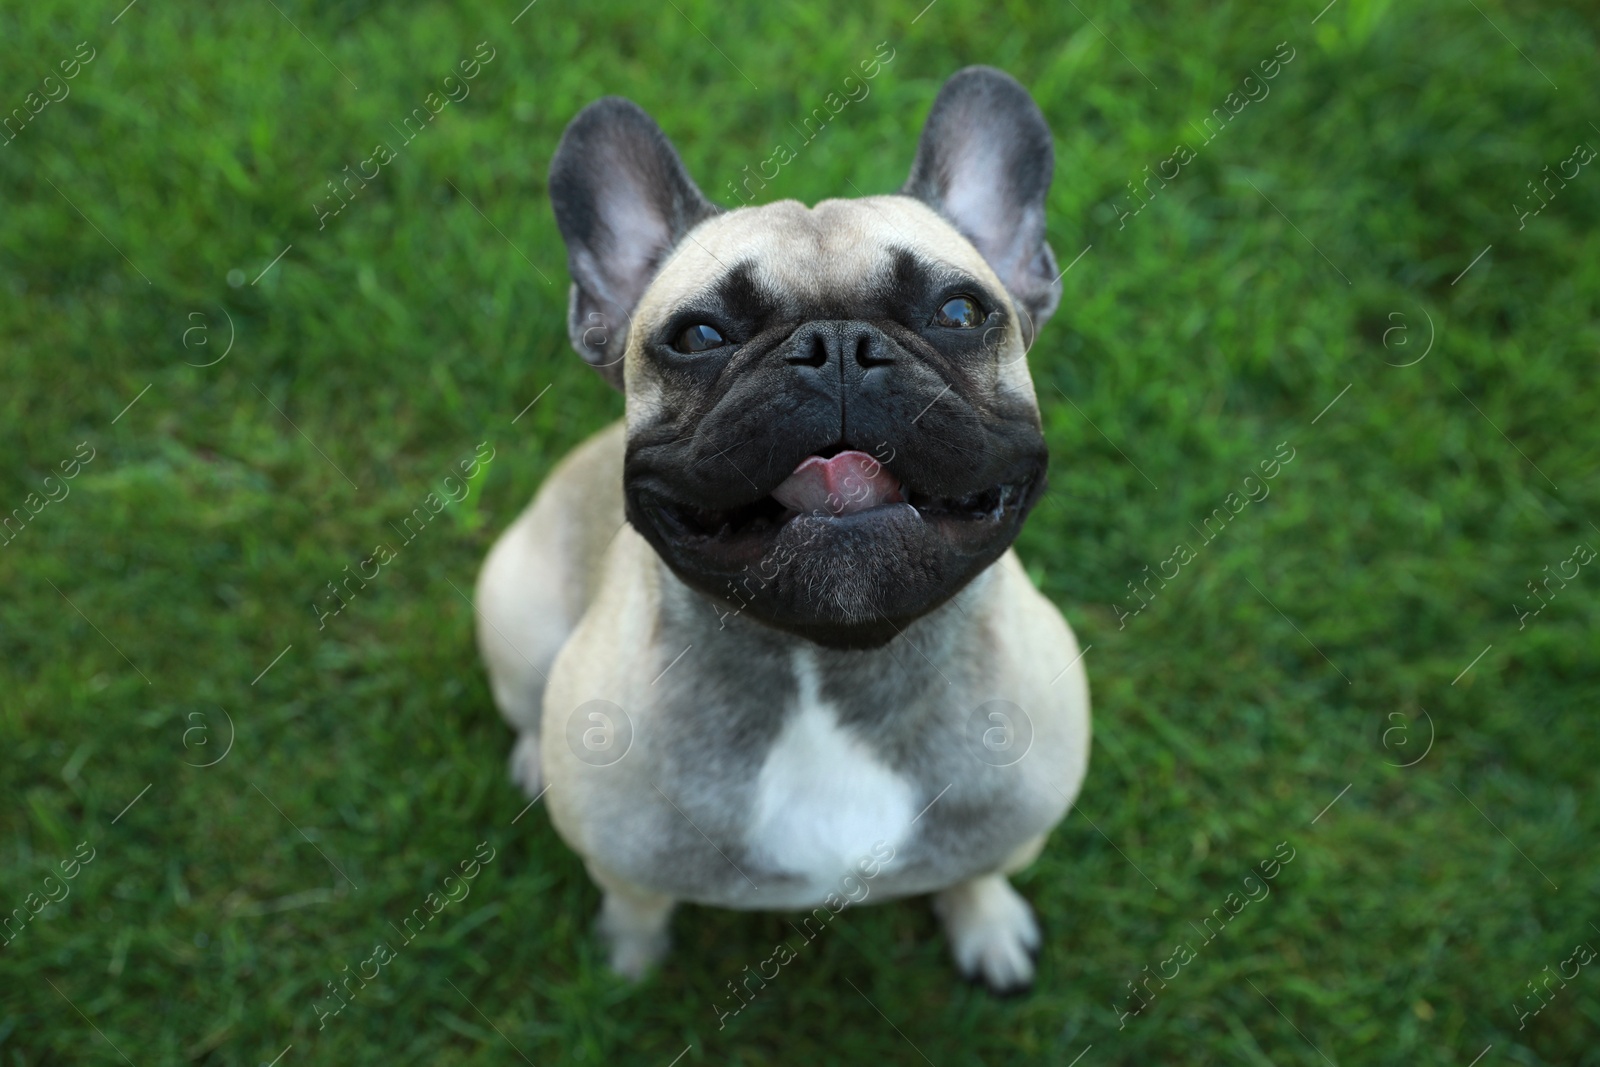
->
xmin=3 ymin=0 xmax=1598 ymax=1063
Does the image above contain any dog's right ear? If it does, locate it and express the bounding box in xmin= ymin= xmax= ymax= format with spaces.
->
xmin=901 ymin=67 xmax=1061 ymax=344
xmin=549 ymin=98 xmax=719 ymax=390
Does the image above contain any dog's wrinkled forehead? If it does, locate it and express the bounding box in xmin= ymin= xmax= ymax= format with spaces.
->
xmin=635 ymin=196 xmax=999 ymax=324
xmin=622 ymin=195 xmax=1032 ymax=426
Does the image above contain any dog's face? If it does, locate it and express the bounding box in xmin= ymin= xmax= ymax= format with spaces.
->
xmin=550 ymin=68 xmax=1063 ymax=648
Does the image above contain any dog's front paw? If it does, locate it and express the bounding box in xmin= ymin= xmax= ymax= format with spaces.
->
xmin=595 ymin=888 xmax=675 ymax=981
xmin=933 ymin=874 xmax=1042 ymax=994
xmin=508 ymin=732 xmax=543 ymax=798
xmin=602 ymin=924 xmax=670 ymax=981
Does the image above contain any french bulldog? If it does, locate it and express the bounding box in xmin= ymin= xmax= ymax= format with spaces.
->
xmin=475 ymin=66 xmax=1089 ymax=992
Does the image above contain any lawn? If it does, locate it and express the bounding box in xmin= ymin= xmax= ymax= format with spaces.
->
xmin=2 ymin=0 xmax=1597 ymax=1064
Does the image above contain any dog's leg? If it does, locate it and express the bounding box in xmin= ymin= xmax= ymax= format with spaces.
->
xmin=475 ymin=519 xmax=563 ymax=798
xmin=475 ymin=514 xmax=572 ymax=800
xmin=588 ymin=863 xmax=676 ymax=980
xmin=506 ymin=731 xmax=543 ymax=798
xmin=476 ymin=423 xmax=627 ymax=800
xmin=933 ymin=870 xmax=1043 ymax=994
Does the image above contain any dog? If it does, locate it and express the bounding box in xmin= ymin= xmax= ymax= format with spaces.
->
xmin=475 ymin=66 xmax=1089 ymax=993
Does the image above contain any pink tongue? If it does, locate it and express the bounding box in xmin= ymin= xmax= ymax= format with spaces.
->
xmin=772 ymin=451 xmax=904 ymax=516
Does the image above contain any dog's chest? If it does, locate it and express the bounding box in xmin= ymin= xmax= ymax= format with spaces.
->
xmin=741 ymin=649 xmax=917 ymax=886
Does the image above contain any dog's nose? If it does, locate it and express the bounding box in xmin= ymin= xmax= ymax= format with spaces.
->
xmin=784 ymin=321 xmax=894 ymax=374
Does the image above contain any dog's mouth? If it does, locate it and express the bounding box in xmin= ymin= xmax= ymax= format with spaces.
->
xmin=627 ymin=443 xmax=1048 ymax=645
xmin=646 ymin=450 xmax=1036 ymax=545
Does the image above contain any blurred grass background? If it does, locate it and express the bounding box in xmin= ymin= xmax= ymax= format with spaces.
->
xmin=2 ymin=0 xmax=1598 ymax=1063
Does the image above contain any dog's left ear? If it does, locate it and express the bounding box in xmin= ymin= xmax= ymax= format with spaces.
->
xmin=549 ymin=97 xmax=719 ymax=390
xmin=902 ymin=66 xmax=1061 ymax=341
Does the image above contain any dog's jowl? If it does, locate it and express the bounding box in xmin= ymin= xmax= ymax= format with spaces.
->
xmin=475 ymin=66 xmax=1090 ymax=993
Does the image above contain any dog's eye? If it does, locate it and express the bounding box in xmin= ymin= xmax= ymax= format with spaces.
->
xmin=933 ymin=296 xmax=982 ymax=329
xmin=673 ymin=324 xmax=726 ymax=353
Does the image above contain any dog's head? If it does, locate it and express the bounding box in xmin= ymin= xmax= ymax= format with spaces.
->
xmin=549 ymin=67 xmax=1061 ymax=649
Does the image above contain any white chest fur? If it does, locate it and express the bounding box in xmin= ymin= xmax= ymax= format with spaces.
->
xmin=745 ymin=649 xmax=917 ymax=887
